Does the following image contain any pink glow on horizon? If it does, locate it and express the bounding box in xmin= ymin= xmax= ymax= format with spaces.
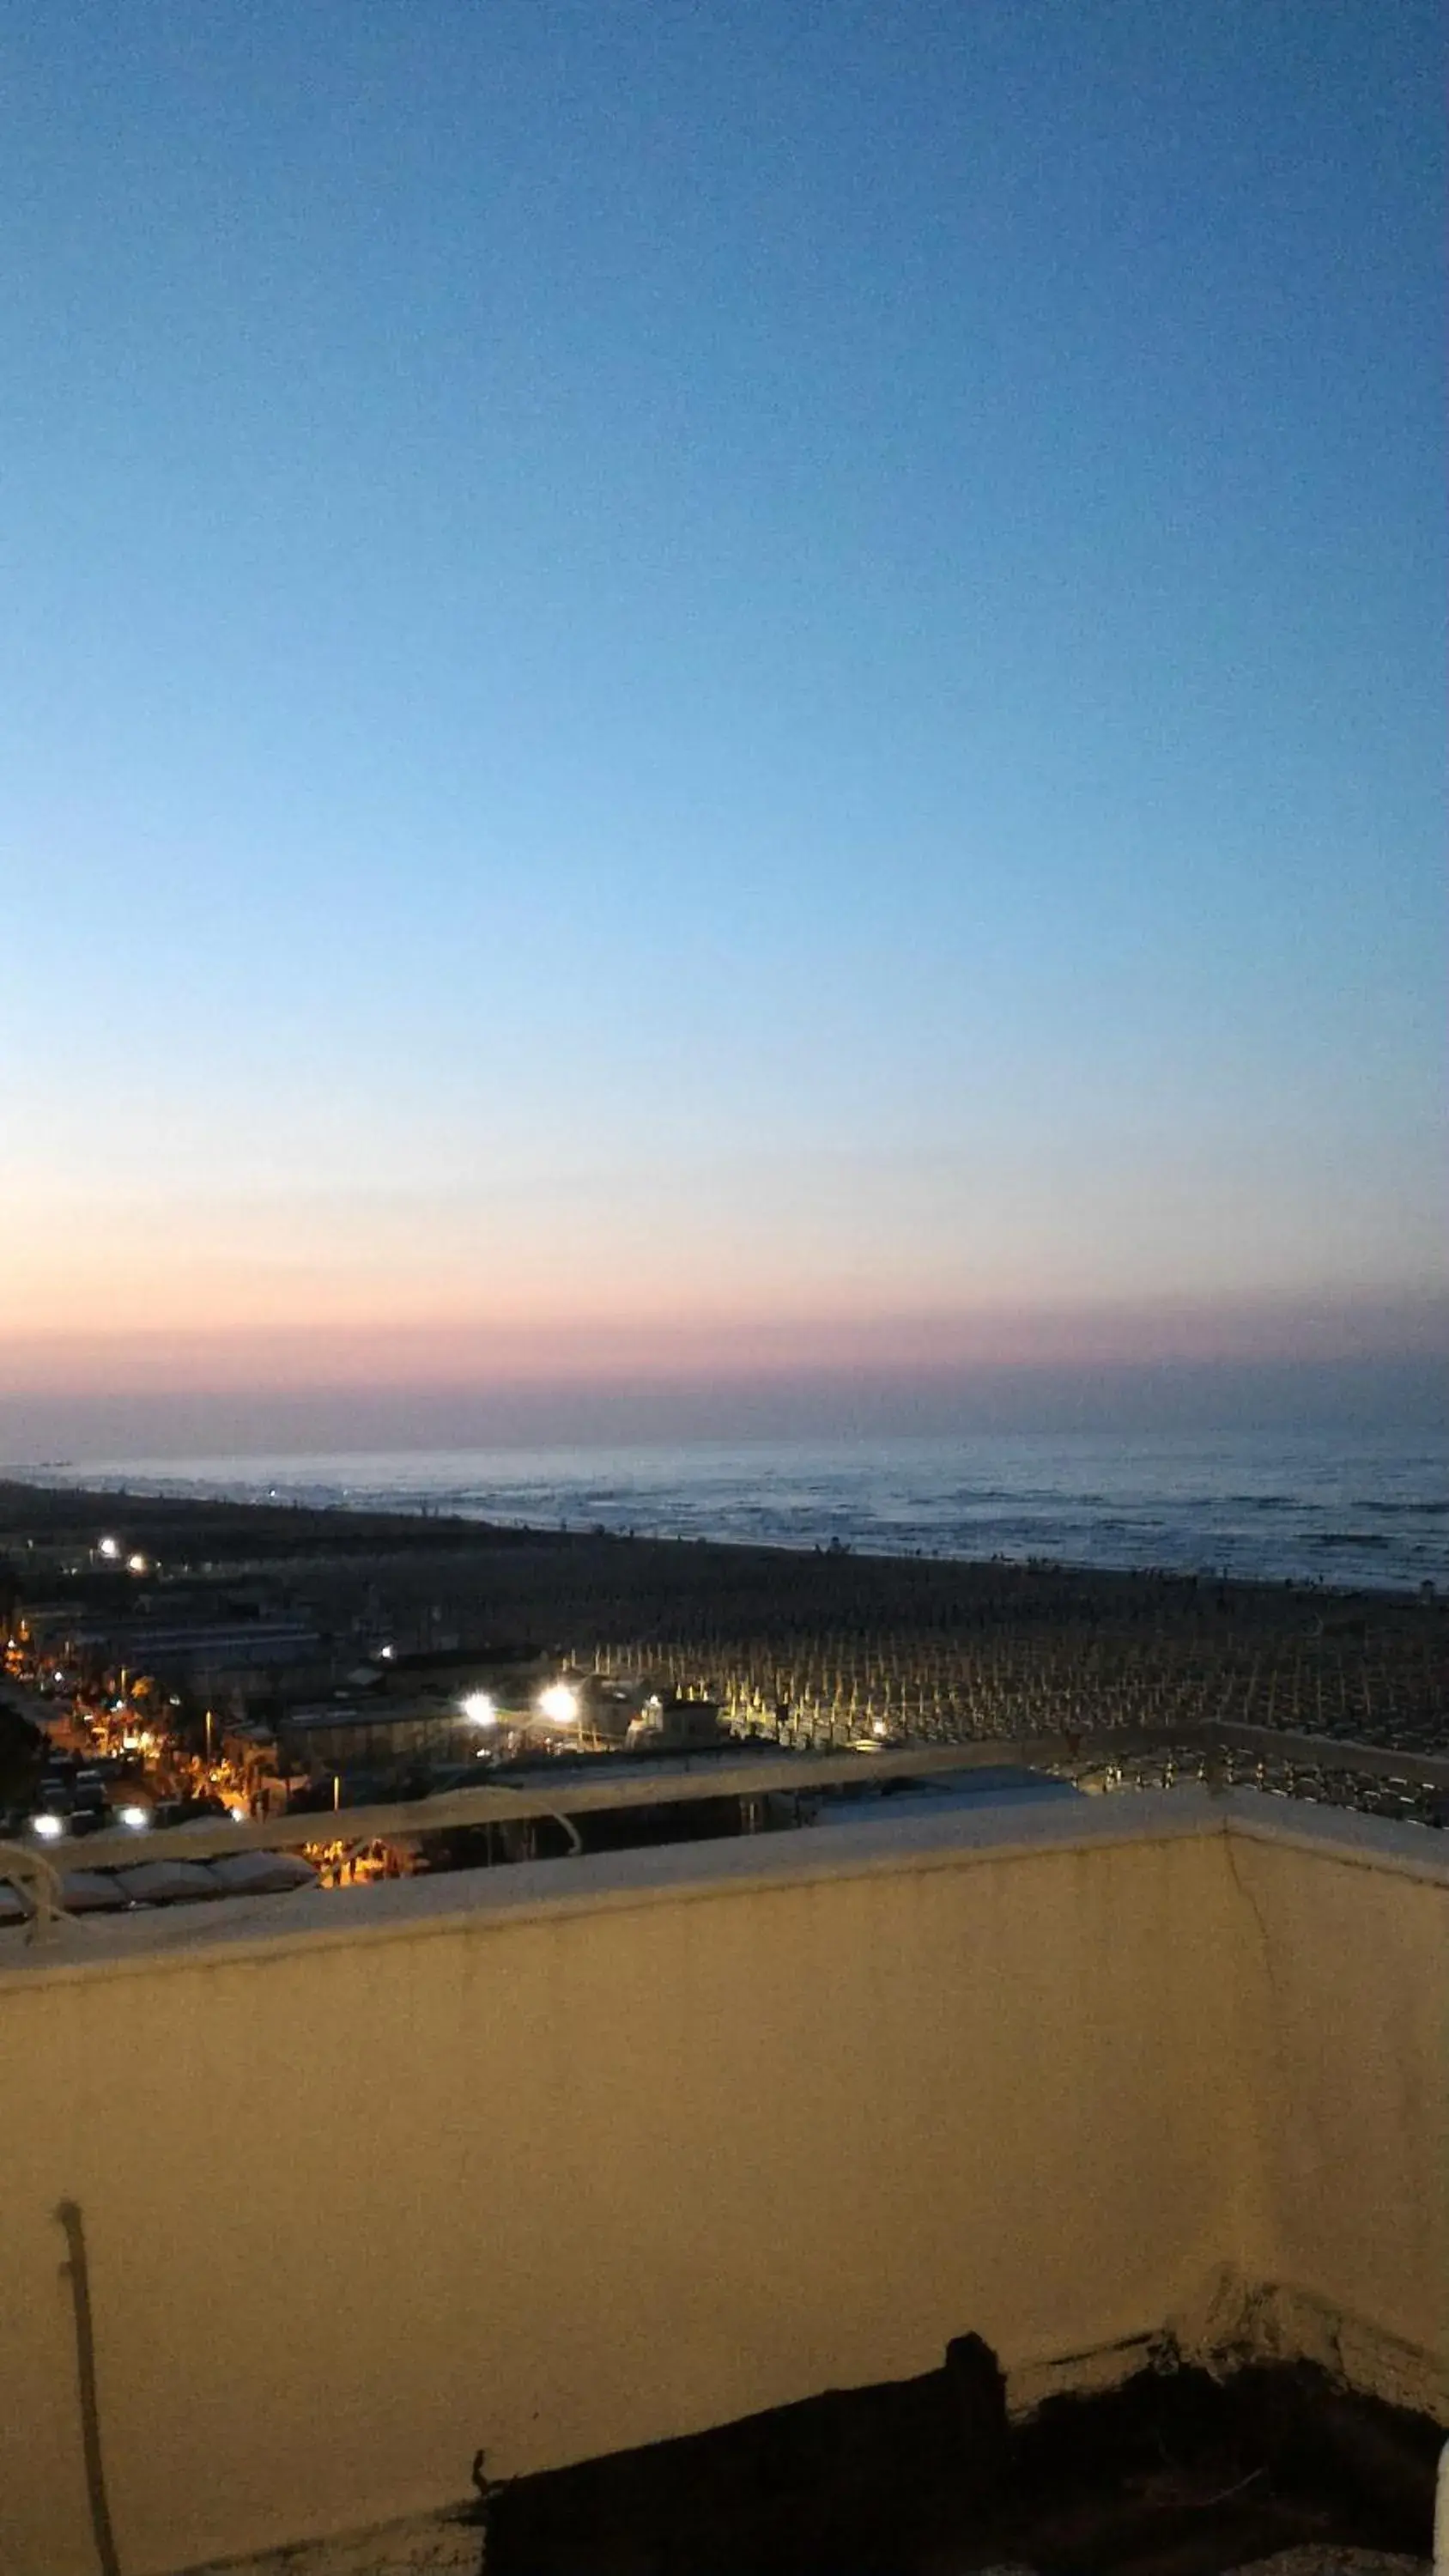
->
xmin=3 ymin=1290 xmax=1445 ymax=1398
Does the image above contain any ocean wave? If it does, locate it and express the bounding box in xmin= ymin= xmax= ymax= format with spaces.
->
xmin=24 ymin=1434 xmax=1448 ymax=1592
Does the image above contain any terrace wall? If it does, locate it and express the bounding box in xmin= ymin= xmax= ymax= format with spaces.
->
xmin=1222 ymin=1809 xmax=1449 ymax=2408
xmin=0 ymin=1793 xmax=1442 ymax=2576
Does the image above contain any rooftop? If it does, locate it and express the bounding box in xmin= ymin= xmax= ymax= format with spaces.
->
xmin=1 ymin=1769 xmax=1443 ymax=2576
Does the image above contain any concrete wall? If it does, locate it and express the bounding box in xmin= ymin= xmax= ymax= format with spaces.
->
xmin=0 ymin=1793 xmax=1443 ymax=2576
xmin=1221 ymin=1813 xmax=1449 ymax=2414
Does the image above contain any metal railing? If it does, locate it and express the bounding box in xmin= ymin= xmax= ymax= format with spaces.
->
xmin=3 ymin=1720 xmax=1446 ymax=1943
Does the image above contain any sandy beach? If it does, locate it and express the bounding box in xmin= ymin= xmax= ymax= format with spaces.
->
xmin=4 ymin=1477 xmax=1444 ymax=1789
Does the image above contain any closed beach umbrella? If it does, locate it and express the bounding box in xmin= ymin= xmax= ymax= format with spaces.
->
xmin=209 ymin=1850 xmax=318 ymax=1897
xmin=59 ymin=1869 xmax=127 ymax=1913
xmin=112 ymin=1860 xmax=221 ymax=1905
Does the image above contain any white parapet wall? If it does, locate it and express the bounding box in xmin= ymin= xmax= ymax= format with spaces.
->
xmin=0 ymin=1790 xmax=1444 ymax=2576
xmin=1211 ymin=1805 xmax=1449 ymax=2412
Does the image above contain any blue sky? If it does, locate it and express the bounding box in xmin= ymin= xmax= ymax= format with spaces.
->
xmin=0 ymin=0 xmax=1443 ymax=1448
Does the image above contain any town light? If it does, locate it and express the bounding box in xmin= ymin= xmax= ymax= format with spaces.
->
xmin=118 ymin=1806 xmax=149 ymax=1832
xmin=98 ymin=1536 xmax=120 ymax=1560
xmin=126 ymin=1553 xmax=149 ymax=1576
xmin=537 ymin=1682 xmax=580 ymax=1725
xmin=461 ymin=1691 xmax=497 ymax=1728
xmin=32 ymin=1814 xmax=65 ymax=1840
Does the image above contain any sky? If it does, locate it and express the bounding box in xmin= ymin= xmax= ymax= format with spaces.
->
xmin=1 ymin=0 xmax=1444 ymax=1454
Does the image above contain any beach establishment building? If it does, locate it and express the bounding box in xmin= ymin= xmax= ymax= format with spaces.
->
xmin=279 ymin=1647 xmax=567 ymax=1779
xmin=0 ymin=1777 xmax=1443 ymax=2574
xmin=281 ymin=1695 xmax=484 ymax=1777
xmin=45 ymin=1607 xmax=326 ymax=1697
xmin=357 ymin=1643 xmax=552 ymax=1695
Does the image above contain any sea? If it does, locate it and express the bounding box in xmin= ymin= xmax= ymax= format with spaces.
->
xmin=19 ymin=1429 xmax=1449 ymax=1595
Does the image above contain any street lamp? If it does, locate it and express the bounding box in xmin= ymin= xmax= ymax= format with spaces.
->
xmin=537 ymin=1682 xmax=580 ymax=1727
xmin=460 ymin=1692 xmax=498 ymax=1728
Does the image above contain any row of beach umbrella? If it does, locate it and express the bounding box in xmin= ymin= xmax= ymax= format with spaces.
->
xmin=590 ymin=1629 xmax=1446 ymax=1752
xmin=0 ymin=1847 xmax=318 ymax=1923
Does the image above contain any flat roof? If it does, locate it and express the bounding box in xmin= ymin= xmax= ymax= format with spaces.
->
xmin=807 ymin=1765 xmax=1082 ymax=1826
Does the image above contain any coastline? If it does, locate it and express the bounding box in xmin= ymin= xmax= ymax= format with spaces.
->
xmin=3 ymin=1469 xmax=1446 ymax=1822
xmin=5 ymin=1425 xmax=1445 ymax=1601
xmin=0 ymin=1466 xmax=1435 ymax=1608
